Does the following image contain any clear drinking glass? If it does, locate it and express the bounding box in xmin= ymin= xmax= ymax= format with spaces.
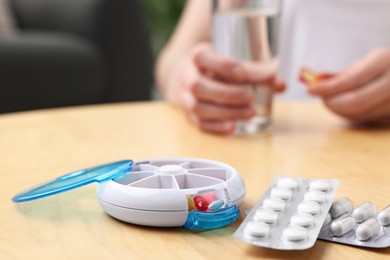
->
xmin=212 ymin=0 xmax=282 ymax=134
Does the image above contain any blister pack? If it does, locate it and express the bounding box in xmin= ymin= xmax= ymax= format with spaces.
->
xmin=318 ymin=197 xmax=390 ymax=248
xmin=234 ymin=176 xmax=339 ymax=250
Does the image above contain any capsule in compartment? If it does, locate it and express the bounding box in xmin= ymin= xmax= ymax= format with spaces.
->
xmin=378 ymin=205 xmax=390 ymax=226
xmin=356 ymin=218 xmax=381 ymax=241
xmin=330 ymin=216 xmax=357 ymax=237
xmin=330 ymin=197 xmax=353 ymax=218
xmin=352 ymin=201 xmax=376 ymax=223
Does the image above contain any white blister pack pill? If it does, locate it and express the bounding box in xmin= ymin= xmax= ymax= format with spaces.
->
xmin=234 ymin=177 xmax=339 ymax=250
xmin=318 ymin=198 xmax=390 ymax=248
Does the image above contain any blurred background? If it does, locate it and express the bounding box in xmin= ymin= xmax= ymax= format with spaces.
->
xmin=0 ymin=0 xmax=185 ymax=114
xmin=142 ymin=0 xmax=185 ymax=55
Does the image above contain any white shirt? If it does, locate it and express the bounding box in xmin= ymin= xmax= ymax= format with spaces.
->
xmin=278 ymin=0 xmax=390 ymax=99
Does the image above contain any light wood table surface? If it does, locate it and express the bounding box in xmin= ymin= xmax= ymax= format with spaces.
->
xmin=1 ymin=101 xmax=390 ymax=259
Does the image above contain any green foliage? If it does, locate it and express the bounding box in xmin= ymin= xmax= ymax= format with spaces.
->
xmin=141 ymin=0 xmax=186 ymax=55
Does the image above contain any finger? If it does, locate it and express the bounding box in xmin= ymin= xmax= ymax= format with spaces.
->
xmin=188 ymin=74 xmax=254 ymax=106
xmin=186 ymin=101 xmax=256 ymax=121
xmin=353 ymin=101 xmax=390 ymax=122
xmin=310 ymin=50 xmax=390 ymax=96
xmin=190 ymin=116 xmax=236 ymax=134
xmin=192 ymin=44 xmax=246 ymax=81
xmin=186 ymin=106 xmax=236 ymax=134
xmin=193 ymin=44 xmax=276 ymax=84
xmin=323 ymin=73 xmax=390 ymax=119
xmin=273 ymin=77 xmax=286 ymax=92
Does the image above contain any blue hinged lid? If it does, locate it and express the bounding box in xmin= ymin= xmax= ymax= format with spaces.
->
xmin=12 ymin=160 xmax=133 ymax=203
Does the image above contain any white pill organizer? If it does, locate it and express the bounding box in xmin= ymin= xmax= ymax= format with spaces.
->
xmin=318 ymin=198 xmax=390 ymax=248
xmin=234 ymin=176 xmax=339 ymax=250
xmin=12 ymin=158 xmax=246 ymax=230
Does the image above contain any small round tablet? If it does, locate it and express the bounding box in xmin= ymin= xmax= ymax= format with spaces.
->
xmin=245 ymin=221 xmax=270 ymax=237
xmin=378 ymin=205 xmax=390 ymax=226
xmin=330 ymin=216 xmax=356 ymax=237
xmin=263 ymin=197 xmax=286 ymax=212
xmin=330 ymin=197 xmax=353 ymax=218
xmin=254 ymin=208 xmax=278 ymax=224
xmin=356 ymin=218 xmax=381 ymax=241
xmin=297 ymin=201 xmax=321 ymax=215
xmin=277 ymin=177 xmax=298 ymax=190
xmin=270 ymin=187 xmax=293 ymax=201
xmin=309 ymin=180 xmax=331 ymax=192
xmin=290 ymin=213 xmax=314 ymax=228
xmin=282 ymin=226 xmax=308 ymax=242
xmin=352 ymin=201 xmax=376 ymax=223
xmin=304 ymin=190 xmax=326 ymax=204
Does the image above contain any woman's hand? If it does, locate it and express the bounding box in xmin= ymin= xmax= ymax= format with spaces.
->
xmin=163 ymin=42 xmax=283 ymax=134
xmin=308 ymin=48 xmax=390 ymax=123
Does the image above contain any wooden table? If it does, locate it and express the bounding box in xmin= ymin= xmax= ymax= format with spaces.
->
xmin=1 ymin=101 xmax=389 ymax=259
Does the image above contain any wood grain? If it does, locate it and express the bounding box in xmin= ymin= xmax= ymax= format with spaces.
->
xmin=1 ymin=101 xmax=389 ymax=259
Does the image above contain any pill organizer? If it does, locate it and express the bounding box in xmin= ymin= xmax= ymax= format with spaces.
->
xmin=12 ymin=158 xmax=246 ymax=230
xmin=318 ymin=197 xmax=390 ymax=248
xmin=234 ymin=176 xmax=339 ymax=250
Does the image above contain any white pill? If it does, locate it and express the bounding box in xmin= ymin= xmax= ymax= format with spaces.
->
xmin=304 ymin=190 xmax=327 ymax=204
xmin=378 ymin=205 xmax=390 ymax=226
xmin=356 ymin=218 xmax=381 ymax=241
xmin=290 ymin=213 xmax=315 ymax=228
xmin=245 ymin=221 xmax=270 ymax=237
xmin=330 ymin=197 xmax=353 ymax=218
xmin=324 ymin=213 xmax=332 ymax=226
xmin=330 ymin=216 xmax=357 ymax=237
xmin=254 ymin=208 xmax=278 ymax=224
xmin=270 ymin=187 xmax=292 ymax=201
xmin=277 ymin=177 xmax=298 ymax=190
xmin=208 ymin=199 xmax=225 ymax=211
xmin=309 ymin=180 xmax=332 ymax=192
xmin=282 ymin=226 xmax=308 ymax=242
xmin=263 ymin=197 xmax=286 ymax=212
xmin=352 ymin=201 xmax=376 ymax=223
xmin=297 ymin=201 xmax=321 ymax=215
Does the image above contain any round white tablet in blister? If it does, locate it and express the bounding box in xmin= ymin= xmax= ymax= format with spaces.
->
xmin=290 ymin=213 xmax=315 ymax=228
xmin=309 ymin=180 xmax=331 ymax=192
xmin=282 ymin=226 xmax=308 ymax=242
xmin=270 ymin=187 xmax=292 ymax=201
xmin=254 ymin=208 xmax=278 ymax=224
xmin=263 ymin=197 xmax=286 ymax=212
xmin=245 ymin=221 xmax=270 ymax=237
xmin=304 ymin=190 xmax=326 ymax=204
xmin=297 ymin=201 xmax=321 ymax=215
xmin=277 ymin=177 xmax=298 ymax=190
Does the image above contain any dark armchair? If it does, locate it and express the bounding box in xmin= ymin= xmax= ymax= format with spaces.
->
xmin=0 ymin=0 xmax=153 ymax=113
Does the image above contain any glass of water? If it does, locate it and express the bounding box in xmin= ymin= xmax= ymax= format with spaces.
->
xmin=212 ymin=0 xmax=282 ymax=134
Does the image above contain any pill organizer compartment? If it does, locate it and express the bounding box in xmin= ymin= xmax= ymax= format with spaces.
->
xmin=318 ymin=198 xmax=390 ymax=248
xmin=234 ymin=176 xmax=339 ymax=250
xmin=13 ymin=158 xmax=246 ymax=230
